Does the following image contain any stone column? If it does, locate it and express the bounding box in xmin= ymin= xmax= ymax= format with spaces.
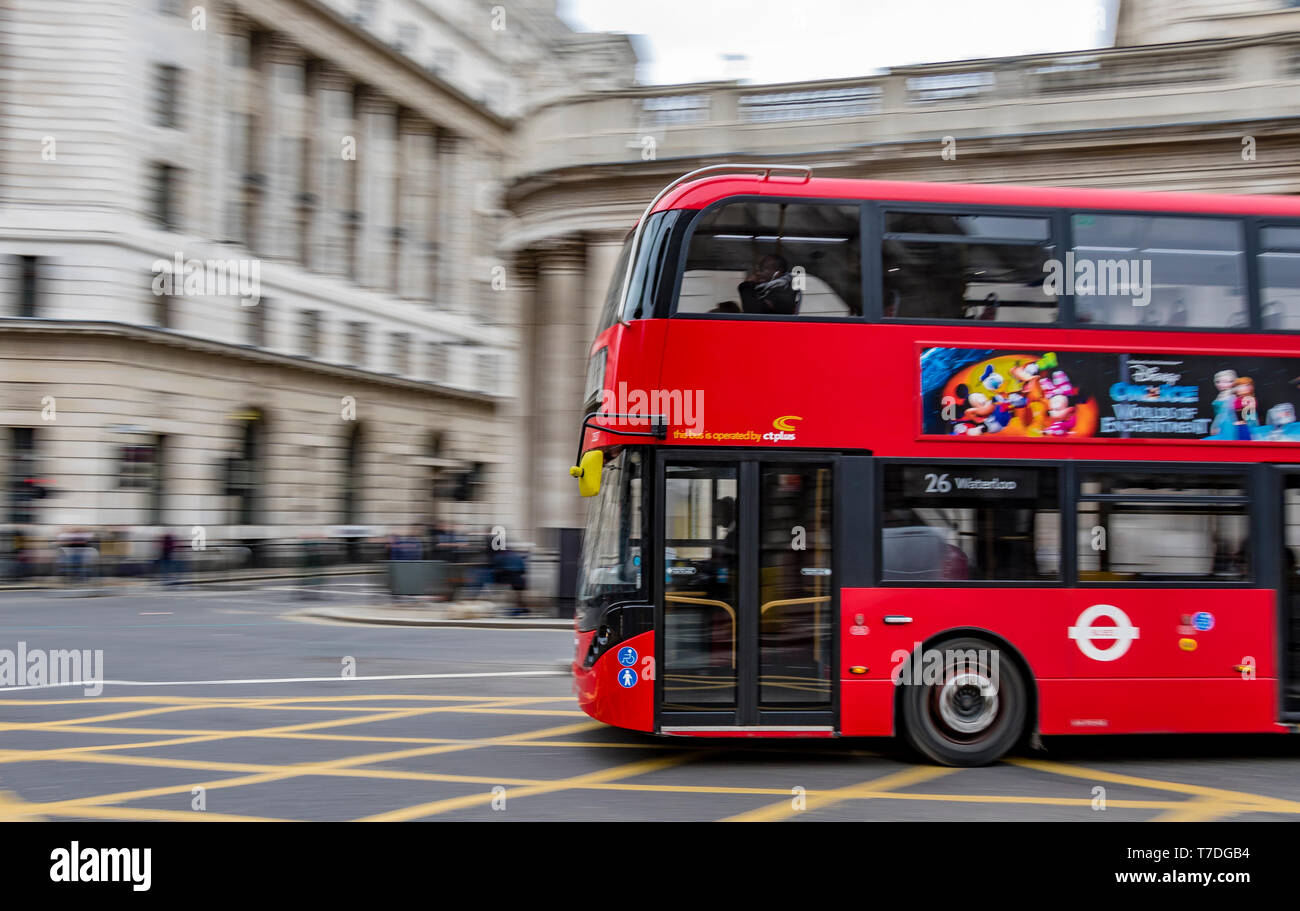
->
xmin=311 ymin=65 xmax=353 ymax=276
xmin=533 ymin=239 xmax=587 ymax=541
xmin=434 ymin=131 xmax=466 ymax=312
xmin=396 ymin=114 xmax=436 ymax=300
xmin=258 ymin=35 xmax=306 ymax=261
xmin=583 ymin=232 xmax=628 ymax=350
xmin=355 ymin=90 xmax=398 ymax=290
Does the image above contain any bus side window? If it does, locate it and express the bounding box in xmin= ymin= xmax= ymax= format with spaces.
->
xmin=1071 ymin=214 xmax=1246 ymax=329
xmin=678 ymin=201 xmax=862 ymax=317
xmin=1259 ymin=226 xmax=1300 ymax=331
xmin=879 ymin=465 xmax=1060 ymax=583
xmin=882 ymin=211 xmax=1057 ymax=324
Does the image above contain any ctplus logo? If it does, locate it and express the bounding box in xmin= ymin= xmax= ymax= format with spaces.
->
xmin=764 ymin=415 xmax=801 ymax=442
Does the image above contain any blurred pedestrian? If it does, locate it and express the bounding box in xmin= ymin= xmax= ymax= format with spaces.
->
xmin=158 ymin=530 xmax=178 ymax=585
xmin=492 ymin=544 xmax=528 ymax=615
xmin=298 ymin=532 xmax=325 ymax=599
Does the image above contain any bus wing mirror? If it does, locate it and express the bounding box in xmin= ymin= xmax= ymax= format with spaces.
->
xmin=570 ymin=450 xmax=603 ymax=498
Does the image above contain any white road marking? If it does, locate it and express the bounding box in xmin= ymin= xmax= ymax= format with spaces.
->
xmin=0 ymin=669 xmax=569 ymax=693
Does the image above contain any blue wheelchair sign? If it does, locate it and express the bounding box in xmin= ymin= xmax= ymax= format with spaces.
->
xmin=617 ymin=667 xmax=638 ymax=688
xmin=617 ymin=646 xmax=638 ymax=667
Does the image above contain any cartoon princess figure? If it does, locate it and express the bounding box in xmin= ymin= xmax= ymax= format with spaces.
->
xmin=1232 ymin=376 xmax=1258 ymax=441
xmin=1211 ymin=369 xmax=1238 ymax=437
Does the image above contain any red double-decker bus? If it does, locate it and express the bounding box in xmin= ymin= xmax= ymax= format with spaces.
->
xmin=569 ymin=165 xmax=1300 ymax=765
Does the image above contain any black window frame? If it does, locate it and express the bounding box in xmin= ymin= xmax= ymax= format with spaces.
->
xmin=1254 ymin=215 xmax=1300 ymax=334
xmin=1070 ymin=460 xmax=1256 ymax=588
xmin=1066 ymin=208 xmax=1252 ymax=333
xmin=876 ymin=201 xmax=1066 ymax=327
xmin=874 ymin=457 xmax=1067 ymax=588
xmin=871 ymin=458 xmax=1259 ymax=588
xmin=669 ymin=195 xmax=869 ymax=323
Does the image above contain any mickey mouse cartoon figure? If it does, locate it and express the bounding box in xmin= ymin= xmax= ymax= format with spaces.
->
xmin=951 ymin=365 xmax=1014 ymax=435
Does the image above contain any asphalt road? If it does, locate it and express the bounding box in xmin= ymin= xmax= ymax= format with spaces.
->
xmin=2 ymin=578 xmax=1300 ymax=822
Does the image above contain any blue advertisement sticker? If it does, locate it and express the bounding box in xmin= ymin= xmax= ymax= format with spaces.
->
xmin=1193 ymin=611 xmax=1215 ymax=632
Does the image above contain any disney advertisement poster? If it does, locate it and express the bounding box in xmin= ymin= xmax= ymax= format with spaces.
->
xmin=920 ymin=347 xmax=1300 ymax=442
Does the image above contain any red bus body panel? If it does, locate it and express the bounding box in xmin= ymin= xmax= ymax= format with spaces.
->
xmin=839 ymin=588 xmax=1278 ymax=736
xmin=574 ymin=629 xmax=655 ymax=733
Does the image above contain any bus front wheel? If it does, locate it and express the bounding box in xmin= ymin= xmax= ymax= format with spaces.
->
xmin=899 ymin=636 xmax=1027 ymax=767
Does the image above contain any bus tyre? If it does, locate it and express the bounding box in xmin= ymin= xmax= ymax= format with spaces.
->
xmin=900 ymin=637 xmax=1027 ymax=767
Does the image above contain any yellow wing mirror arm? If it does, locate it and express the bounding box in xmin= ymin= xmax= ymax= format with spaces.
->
xmin=570 ymin=411 xmax=668 ymax=498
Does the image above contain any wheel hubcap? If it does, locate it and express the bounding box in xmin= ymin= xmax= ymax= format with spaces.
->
xmin=936 ymin=672 xmax=998 ymax=735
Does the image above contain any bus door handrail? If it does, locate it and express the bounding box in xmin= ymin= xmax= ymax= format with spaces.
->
xmin=665 ymin=594 xmax=737 ymax=668
xmin=616 ymin=163 xmax=814 ymax=327
xmin=760 ymin=595 xmax=832 ymax=662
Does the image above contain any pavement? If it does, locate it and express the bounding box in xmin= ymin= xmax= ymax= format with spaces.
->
xmin=296 ymin=600 xmax=571 ymax=630
xmin=2 ymin=577 xmax=1300 ymax=821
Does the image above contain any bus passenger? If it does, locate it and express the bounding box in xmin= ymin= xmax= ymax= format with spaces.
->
xmin=738 ymin=254 xmax=799 ymax=315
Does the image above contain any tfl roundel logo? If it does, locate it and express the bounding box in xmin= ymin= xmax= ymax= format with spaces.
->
xmin=1068 ymin=604 xmax=1140 ymax=662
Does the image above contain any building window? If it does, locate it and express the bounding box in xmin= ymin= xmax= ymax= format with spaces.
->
xmin=347 ymin=321 xmax=369 ymax=367
xmin=430 ymin=47 xmax=458 ymax=76
xmin=341 ymin=423 xmax=363 ymax=524
xmin=883 ymin=212 xmax=1056 ymax=322
xmin=477 ymin=351 xmax=501 ymax=394
xmin=428 ymin=341 xmax=448 ymax=383
xmin=150 ymin=163 xmax=181 ymax=230
xmin=681 ymin=201 xmax=863 ymax=317
xmin=8 ymin=428 xmax=39 ymax=524
xmin=880 ymin=463 xmax=1061 ymax=583
xmin=1071 ymin=214 xmax=1246 ymax=328
xmin=16 ymin=255 xmax=38 ymax=318
xmin=394 ymin=23 xmax=419 ymax=52
xmin=390 ymin=332 xmax=411 ymax=374
xmin=119 ymin=435 xmax=167 ymax=524
xmin=248 ymin=298 xmax=268 ymax=347
xmin=228 ymin=33 xmax=251 ymax=69
xmin=152 ymin=64 xmax=182 ymax=129
xmin=353 ymin=0 xmax=376 ymax=25
xmin=299 ymin=309 xmax=322 ymax=358
xmin=225 ymin=411 xmax=263 ymax=525
xmin=149 ymin=269 xmax=173 ymax=328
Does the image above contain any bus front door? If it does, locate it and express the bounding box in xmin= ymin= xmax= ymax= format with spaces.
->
xmin=657 ymin=457 xmax=836 ymax=731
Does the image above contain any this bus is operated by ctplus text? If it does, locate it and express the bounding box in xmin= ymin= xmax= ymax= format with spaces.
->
xmin=569 ymin=164 xmax=1300 ymax=765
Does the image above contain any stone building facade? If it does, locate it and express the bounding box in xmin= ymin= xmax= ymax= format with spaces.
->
xmin=0 ymin=0 xmax=631 ymax=554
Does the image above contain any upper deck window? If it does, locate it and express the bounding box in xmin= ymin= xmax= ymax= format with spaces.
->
xmin=1259 ymin=226 xmax=1300 ymax=331
xmin=678 ymin=201 xmax=862 ymax=317
xmin=1071 ymin=214 xmax=1246 ymax=328
xmin=882 ymin=211 xmax=1057 ymax=323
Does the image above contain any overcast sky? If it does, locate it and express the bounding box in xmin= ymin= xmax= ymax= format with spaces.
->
xmin=558 ymin=0 xmax=1119 ymax=86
